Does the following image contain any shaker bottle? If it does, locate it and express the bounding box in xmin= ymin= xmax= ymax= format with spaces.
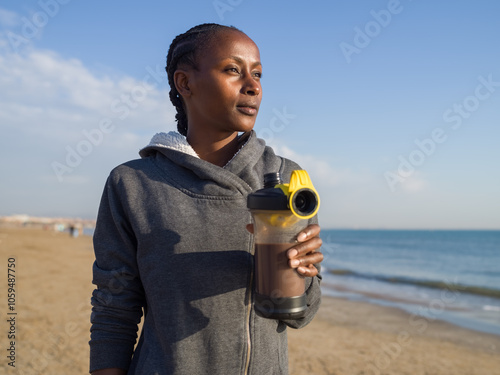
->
xmin=247 ymin=170 xmax=320 ymax=319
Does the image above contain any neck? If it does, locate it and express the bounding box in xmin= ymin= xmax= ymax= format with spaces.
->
xmin=186 ymin=131 xmax=242 ymax=167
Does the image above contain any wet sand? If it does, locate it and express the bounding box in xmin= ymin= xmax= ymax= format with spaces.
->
xmin=0 ymin=227 xmax=499 ymax=374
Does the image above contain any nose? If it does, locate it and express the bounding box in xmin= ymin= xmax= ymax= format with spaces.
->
xmin=242 ymin=76 xmax=261 ymax=96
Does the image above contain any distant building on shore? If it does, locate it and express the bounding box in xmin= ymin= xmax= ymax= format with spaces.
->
xmin=0 ymin=214 xmax=96 ymax=233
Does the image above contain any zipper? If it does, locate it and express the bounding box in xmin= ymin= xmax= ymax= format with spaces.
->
xmin=244 ymin=272 xmax=253 ymax=374
xmin=244 ymin=244 xmax=254 ymax=375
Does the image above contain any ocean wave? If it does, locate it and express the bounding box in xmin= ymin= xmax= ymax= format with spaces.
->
xmin=483 ymin=305 xmax=500 ymax=311
xmin=328 ymin=269 xmax=500 ymax=299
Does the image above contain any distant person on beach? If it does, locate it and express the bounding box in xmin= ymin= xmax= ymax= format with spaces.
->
xmin=89 ymin=23 xmax=323 ymax=375
xmin=69 ymin=224 xmax=79 ymax=238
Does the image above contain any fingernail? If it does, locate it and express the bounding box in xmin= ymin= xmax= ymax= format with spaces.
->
xmin=290 ymin=259 xmax=300 ymax=267
xmin=288 ymin=249 xmax=298 ymax=258
xmin=297 ymin=232 xmax=307 ymax=242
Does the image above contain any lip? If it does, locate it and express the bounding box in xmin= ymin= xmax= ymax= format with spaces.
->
xmin=237 ymin=104 xmax=259 ymax=116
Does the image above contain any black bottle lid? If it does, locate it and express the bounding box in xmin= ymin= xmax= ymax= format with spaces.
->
xmin=247 ymin=172 xmax=288 ymax=210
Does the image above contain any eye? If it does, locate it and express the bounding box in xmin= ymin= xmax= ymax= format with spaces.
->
xmin=226 ymin=67 xmax=240 ymax=74
xmin=253 ymin=71 xmax=263 ymax=79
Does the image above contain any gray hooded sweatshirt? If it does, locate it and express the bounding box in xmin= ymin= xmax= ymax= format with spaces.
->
xmin=89 ymin=130 xmax=322 ymax=375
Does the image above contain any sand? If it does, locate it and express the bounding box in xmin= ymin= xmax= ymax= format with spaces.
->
xmin=0 ymin=227 xmax=499 ymax=375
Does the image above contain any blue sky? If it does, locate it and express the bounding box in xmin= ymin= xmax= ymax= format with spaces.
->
xmin=0 ymin=0 xmax=499 ymax=229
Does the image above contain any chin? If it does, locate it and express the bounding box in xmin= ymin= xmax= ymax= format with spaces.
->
xmin=226 ymin=122 xmax=255 ymax=134
xmin=239 ymin=119 xmax=257 ymax=133
xmin=237 ymin=126 xmax=255 ymax=134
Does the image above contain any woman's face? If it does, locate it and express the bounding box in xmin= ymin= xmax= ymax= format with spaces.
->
xmin=183 ymin=30 xmax=262 ymax=137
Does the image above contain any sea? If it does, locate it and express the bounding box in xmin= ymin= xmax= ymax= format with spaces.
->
xmin=320 ymin=229 xmax=500 ymax=336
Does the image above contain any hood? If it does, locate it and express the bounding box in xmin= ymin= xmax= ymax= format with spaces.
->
xmin=136 ymin=130 xmax=278 ymax=194
xmin=139 ymin=131 xmax=199 ymax=159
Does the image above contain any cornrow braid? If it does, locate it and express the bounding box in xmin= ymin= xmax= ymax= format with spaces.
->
xmin=165 ymin=23 xmax=242 ymax=136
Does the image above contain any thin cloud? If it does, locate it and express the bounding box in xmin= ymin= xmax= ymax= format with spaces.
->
xmin=272 ymin=144 xmax=371 ymax=188
xmin=399 ymin=172 xmax=428 ymax=193
xmin=0 ymin=8 xmax=20 ymax=28
xmin=0 ymin=34 xmax=176 ymax=217
xmin=0 ymin=36 xmax=176 ymax=139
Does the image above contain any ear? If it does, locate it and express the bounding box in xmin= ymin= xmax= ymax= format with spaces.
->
xmin=174 ymin=69 xmax=192 ymax=98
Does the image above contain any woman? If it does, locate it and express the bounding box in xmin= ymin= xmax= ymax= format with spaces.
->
xmin=90 ymin=23 xmax=323 ymax=375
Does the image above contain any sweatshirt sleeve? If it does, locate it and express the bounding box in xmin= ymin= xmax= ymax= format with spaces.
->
xmin=89 ymin=171 xmax=145 ymax=373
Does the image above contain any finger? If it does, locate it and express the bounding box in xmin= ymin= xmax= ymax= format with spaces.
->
xmin=297 ymin=264 xmax=319 ymax=277
xmin=289 ymin=251 xmax=324 ymax=269
xmin=246 ymin=223 xmax=254 ymax=234
xmin=296 ymin=224 xmax=321 ymax=242
xmin=287 ymin=236 xmax=323 ymax=259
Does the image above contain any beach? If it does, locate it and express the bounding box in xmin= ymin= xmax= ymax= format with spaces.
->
xmin=0 ymin=227 xmax=499 ymax=375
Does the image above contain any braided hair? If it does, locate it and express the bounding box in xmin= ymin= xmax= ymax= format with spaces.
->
xmin=166 ymin=23 xmax=242 ymax=136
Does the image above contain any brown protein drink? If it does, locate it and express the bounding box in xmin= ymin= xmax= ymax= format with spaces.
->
xmin=250 ymin=213 xmax=308 ymax=320
xmin=254 ymin=243 xmax=305 ymax=298
xmin=247 ymin=171 xmax=320 ymax=320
